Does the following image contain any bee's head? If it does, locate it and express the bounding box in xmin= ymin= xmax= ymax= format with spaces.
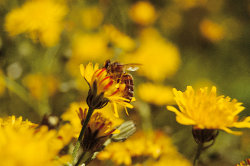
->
xmin=104 ymin=59 xmax=111 ymax=69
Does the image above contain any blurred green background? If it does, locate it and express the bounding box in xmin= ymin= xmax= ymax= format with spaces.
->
xmin=0 ymin=0 xmax=249 ymax=165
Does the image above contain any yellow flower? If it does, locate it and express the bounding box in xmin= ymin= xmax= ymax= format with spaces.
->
xmin=78 ymin=106 xmax=123 ymax=152
xmin=103 ymin=24 xmax=136 ymax=51
xmin=129 ymin=1 xmax=156 ymax=26
xmin=22 ymin=74 xmax=58 ymax=100
xmin=150 ymin=153 xmax=191 ymax=166
xmin=167 ymin=86 xmax=250 ymax=135
xmin=138 ymin=83 xmax=174 ymax=105
xmin=98 ymin=131 xmax=190 ymax=165
xmin=61 ymin=102 xmax=87 ymax=138
xmin=200 ymin=19 xmax=224 ymax=42
xmin=80 ymin=62 xmax=135 ymax=116
xmin=61 ymin=102 xmax=124 ymax=137
xmin=124 ymin=28 xmax=180 ymax=82
xmin=5 ymin=0 xmax=67 ymax=47
xmin=0 ymin=116 xmax=69 ymax=166
xmin=71 ymin=33 xmax=112 ymax=63
xmin=0 ymin=116 xmax=37 ymax=129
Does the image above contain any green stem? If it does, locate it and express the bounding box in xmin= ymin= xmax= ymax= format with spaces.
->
xmin=193 ymin=143 xmax=203 ymax=166
xmin=77 ymin=107 xmax=94 ymax=142
xmin=193 ymin=138 xmax=216 ymax=166
xmin=75 ymin=151 xmax=87 ymax=166
xmin=72 ymin=107 xmax=95 ymax=164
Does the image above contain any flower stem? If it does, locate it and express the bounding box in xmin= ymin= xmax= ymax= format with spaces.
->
xmin=75 ymin=151 xmax=87 ymax=166
xmin=72 ymin=107 xmax=95 ymax=164
xmin=193 ymin=143 xmax=203 ymax=166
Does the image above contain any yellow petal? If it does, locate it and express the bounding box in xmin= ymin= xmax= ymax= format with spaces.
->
xmin=167 ymin=106 xmax=196 ymax=125
xmin=112 ymin=102 xmax=119 ymax=118
xmin=124 ymin=107 xmax=129 ymax=116
xmin=80 ymin=64 xmax=85 ymax=77
xmin=85 ymin=62 xmax=94 ymax=83
xmin=232 ymin=117 xmax=250 ymax=128
xmin=94 ymin=63 xmax=99 ymax=71
xmin=220 ymin=127 xmax=242 ymax=135
xmin=112 ymin=129 xmax=120 ymax=134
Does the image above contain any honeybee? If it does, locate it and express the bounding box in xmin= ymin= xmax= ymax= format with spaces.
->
xmin=104 ymin=59 xmax=140 ymax=101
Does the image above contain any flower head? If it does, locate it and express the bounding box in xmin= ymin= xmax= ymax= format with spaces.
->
xmin=200 ymin=19 xmax=224 ymax=42
xmin=97 ymin=131 xmax=190 ymax=165
xmin=123 ymin=28 xmax=180 ymax=82
xmin=0 ymin=116 xmax=70 ymax=166
xmin=103 ymin=24 xmax=136 ymax=51
xmin=0 ymin=116 xmax=37 ymax=129
xmin=138 ymin=83 xmax=174 ymax=105
xmin=129 ymin=1 xmax=156 ymax=26
xmin=167 ymin=86 xmax=250 ymax=135
xmin=22 ymin=74 xmax=58 ymax=100
xmin=5 ymin=0 xmax=67 ymax=47
xmin=78 ymin=107 xmax=123 ymax=152
xmin=61 ymin=102 xmax=87 ymax=138
xmin=80 ymin=62 xmax=135 ymax=116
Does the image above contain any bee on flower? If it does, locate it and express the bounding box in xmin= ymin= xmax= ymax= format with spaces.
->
xmin=72 ymin=60 xmax=138 ymax=164
xmin=80 ymin=60 xmax=137 ymax=116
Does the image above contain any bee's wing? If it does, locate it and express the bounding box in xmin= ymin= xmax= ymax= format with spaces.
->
xmin=124 ymin=64 xmax=141 ymax=71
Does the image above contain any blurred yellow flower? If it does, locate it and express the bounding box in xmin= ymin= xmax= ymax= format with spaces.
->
xmin=81 ymin=6 xmax=103 ymax=29
xmin=61 ymin=102 xmax=88 ymax=138
xmin=71 ymin=33 xmax=112 ymax=63
xmin=124 ymin=28 xmax=180 ymax=82
xmin=103 ymin=24 xmax=136 ymax=51
xmin=0 ymin=116 xmax=69 ymax=166
xmin=80 ymin=62 xmax=135 ymax=116
xmin=0 ymin=70 xmax=5 ymax=96
xmin=200 ymin=19 xmax=224 ymax=42
xmin=138 ymin=83 xmax=174 ymax=105
xmin=167 ymin=86 xmax=250 ymax=135
xmin=150 ymin=153 xmax=191 ymax=166
xmin=22 ymin=74 xmax=58 ymax=100
xmin=98 ymin=131 xmax=190 ymax=165
xmin=129 ymin=1 xmax=156 ymax=26
xmin=0 ymin=116 xmax=37 ymax=129
xmin=5 ymin=0 xmax=67 ymax=47
xmin=56 ymin=123 xmax=75 ymax=151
